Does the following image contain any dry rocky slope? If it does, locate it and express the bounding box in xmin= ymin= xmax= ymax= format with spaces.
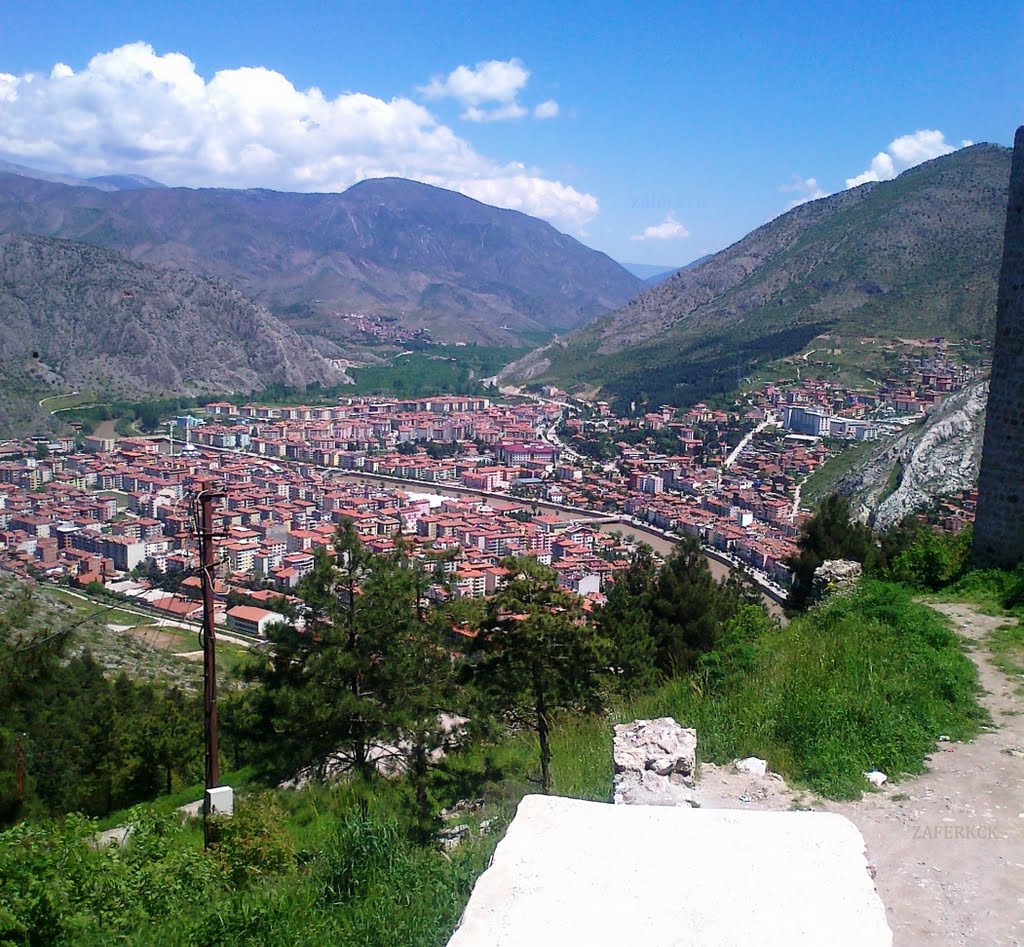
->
xmin=835 ymin=378 xmax=989 ymax=529
xmin=0 ymin=172 xmax=642 ymax=345
xmin=505 ymin=144 xmax=1010 ymax=408
xmin=0 ymin=233 xmax=343 ymax=433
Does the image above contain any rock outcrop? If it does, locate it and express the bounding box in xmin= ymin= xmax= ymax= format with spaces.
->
xmin=812 ymin=559 xmax=863 ymax=602
xmin=836 ymin=378 xmax=988 ymax=530
xmin=612 ymin=717 xmax=700 ymax=807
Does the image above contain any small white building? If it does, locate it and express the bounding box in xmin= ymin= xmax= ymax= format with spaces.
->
xmin=226 ymin=604 xmax=287 ymax=637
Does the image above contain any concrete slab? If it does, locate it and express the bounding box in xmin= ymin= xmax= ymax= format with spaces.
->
xmin=448 ymin=795 xmax=891 ymax=947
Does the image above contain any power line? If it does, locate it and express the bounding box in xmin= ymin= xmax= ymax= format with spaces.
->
xmin=0 ymin=591 xmax=133 ymax=665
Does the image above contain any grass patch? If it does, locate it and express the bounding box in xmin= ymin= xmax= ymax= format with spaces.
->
xmin=8 ymin=781 xmax=497 ymax=946
xmin=39 ymin=586 xmax=157 ymax=628
xmin=622 ymin=581 xmax=986 ymax=799
xmin=443 ymin=583 xmax=988 ymax=805
xmin=987 ymin=621 xmax=1024 ymax=694
xmin=93 ymin=768 xmax=257 ymax=831
xmin=39 ymin=390 xmax=98 ymax=412
xmin=938 ymin=568 xmax=1024 ymax=617
xmin=800 ymin=438 xmax=882 ymax=509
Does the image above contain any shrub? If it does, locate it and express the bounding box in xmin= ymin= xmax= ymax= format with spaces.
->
xmin=209 ymin=795 xmax=296 ymax=886
xmin=888 ymin=525 xmax=972 ymax=590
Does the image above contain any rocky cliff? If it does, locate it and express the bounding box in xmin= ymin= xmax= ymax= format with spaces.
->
xmin=0 ymin=233 xmax=345 ymax=435
xmin=837 ymin=378 xmax=988 ymax=529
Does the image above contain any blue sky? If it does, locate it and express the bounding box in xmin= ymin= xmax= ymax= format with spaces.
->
xmin=1 ymin=0 xmax=1020 ymax=266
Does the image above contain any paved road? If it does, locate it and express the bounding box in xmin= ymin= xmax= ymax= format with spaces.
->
xmin=723 ymin=413 xmax=778 ymax=469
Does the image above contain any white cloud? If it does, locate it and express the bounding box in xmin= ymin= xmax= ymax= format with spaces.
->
xmin=456 ymin=173 xmax=598 ymax=225
xmin=845 ymin=130 xmax=962 ymax=189
xmin=419 ymin=58 xmax=529 ymax=106
xmin=630 ymin=213 xmax=690 ymax=241
xmin=0 ymin=73 xmax=19 ymax=103
xmin=463 ymin=102 xmax=528 ymax=123
xmin=780 ymin=174 xmax=829 ymax=209
xmin=418 ymin=57 xmax=558 ymax=123
xmin=0 ymin=43 xmax=595 ymax=230
xmin=534 ymin=99 xmax=559 ymax=120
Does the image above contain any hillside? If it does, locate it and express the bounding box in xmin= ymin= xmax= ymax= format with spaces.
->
xmin=506 ymin=145 xmax=1009 ymax=408
xmin=0 ymin=173 xmax=642 ymax=346
xmin=0 ymin=233 xmax=343 ymax=434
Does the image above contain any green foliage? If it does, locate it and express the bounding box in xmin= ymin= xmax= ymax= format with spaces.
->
xmin=695 ymin=605 xmax=778 ymax=693
xmin=649 ymin=536 xmax=761 ymax=672
xmin=800 ymin=439 xmax=879 ymax=509
xmin=348 ymin=345 xmax=528 ymax=398
xmin=236 ymin=524 xmax=458 ymax=812
xmin=941 ymin=563 xmax=1024 ymax=617
xmin=0 ymin=591 xmax=201 ymax=824
xmin=60 ymin=396 xmax=200 ymax=436
xmin=639 ymin=581 xmax=984 ymax=798
xmin=596 ymin=545 xmax=659 ymax=693
xmin=986 ymin=621 xmax=1024 ymax=690
xmin=886 ymin=524 xmax=973 ymax=590
xmin=0 ymin=809 xmax=219 ymax=944
xmin=209 ymin=795 xmax=296 ymax=886
xmin=786 ymin=493 xmax=877 ymax=610
xmin=473 ymin=557 xmax=608 ymax=791
xmin=0 ymin=791 xmax=493 ymax=947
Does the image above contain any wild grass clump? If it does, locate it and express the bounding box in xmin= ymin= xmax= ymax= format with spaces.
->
xmin=0 ymin=789 xmax=496 ymax=947
xmin=634 ymin=581 xmax=985 ymax=798
xmin=987 ymin=622 xmax=1024 ymax=693
xmin=943 ymin=565 xmax=1024 ymax=618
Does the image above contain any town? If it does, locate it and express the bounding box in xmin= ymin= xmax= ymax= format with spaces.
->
xmin=0 ymin=346 xmax=982 ymax=634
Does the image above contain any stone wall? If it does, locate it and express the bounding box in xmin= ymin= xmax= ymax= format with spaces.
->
xmin=974 ymin=126 xmax=1024 ymax=569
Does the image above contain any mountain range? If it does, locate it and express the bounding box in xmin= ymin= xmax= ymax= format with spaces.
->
xmin=504 ymin=144 xmax=1010 ymax=409
xmin=0 ymin=172 xmax=642 ymax=346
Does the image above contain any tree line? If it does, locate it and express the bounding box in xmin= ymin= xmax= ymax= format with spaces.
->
xmin=0 ymin=589 xmax=201 ymax=825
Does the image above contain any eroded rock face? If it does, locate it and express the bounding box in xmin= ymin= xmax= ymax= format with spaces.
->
xmin=838 ymin=378 xmax=988 ymax=531
xmin=613 ymin=718 xmax=700 ymax=807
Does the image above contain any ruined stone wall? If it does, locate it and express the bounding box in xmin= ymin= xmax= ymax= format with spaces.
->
xmin=974 ymin=126 xmax=1024 ymax=570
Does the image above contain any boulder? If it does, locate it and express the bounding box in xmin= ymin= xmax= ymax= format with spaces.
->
xmin=811 ymin=559 xmax=862 ymax=603
xmin=613 ymin=718 xmax=699 ymax=807
xmin=734 ymin=757 xmax=768 ymax=777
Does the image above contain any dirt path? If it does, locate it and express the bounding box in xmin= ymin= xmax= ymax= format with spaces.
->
xmin=696 ymin=603 xmax=1024 ymax=946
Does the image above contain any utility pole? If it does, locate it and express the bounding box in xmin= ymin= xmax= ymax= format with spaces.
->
xmin=197 ymin=481 xmax=225 ymax=847
xmin=15 ymin=734 xmax=24 ymax=802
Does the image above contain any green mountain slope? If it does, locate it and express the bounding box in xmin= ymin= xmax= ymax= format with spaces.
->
xmin=507 ymin=144 xmax=1009 ymax=408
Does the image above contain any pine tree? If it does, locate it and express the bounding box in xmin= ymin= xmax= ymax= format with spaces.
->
xmin=474 ymin=557 xmax=607 ymax=792
xmin=785 ymin=493 xmax=876 ymax=610
xmin=239 ymin=523 xmax=457 ymax=800
xmin=596 ymin=544 xmax=659 ymax=693
xmin=648 ymin=536 xmax=754 ymax=674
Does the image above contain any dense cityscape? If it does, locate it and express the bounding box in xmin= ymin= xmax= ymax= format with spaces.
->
xmin=0 ymin=346 xmax=982 ymax=637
